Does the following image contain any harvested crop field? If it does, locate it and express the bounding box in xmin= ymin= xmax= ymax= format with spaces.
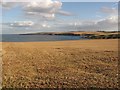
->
xmin=1 ymin=39 xmax=119 ymax=88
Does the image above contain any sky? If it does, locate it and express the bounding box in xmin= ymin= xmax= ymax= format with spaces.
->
xmin=0 ymin=0 xmax=118 ymax=34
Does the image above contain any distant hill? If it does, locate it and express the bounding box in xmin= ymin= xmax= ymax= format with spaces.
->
xmin=20 ymin=31 xmax=120 ymax=39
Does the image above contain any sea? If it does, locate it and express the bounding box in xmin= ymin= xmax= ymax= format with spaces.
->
xmin=1 ymin=34 xmax=86 ymax=42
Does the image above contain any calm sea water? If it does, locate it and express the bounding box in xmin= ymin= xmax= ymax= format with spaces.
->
xmin=1 ymin=34 xmax=86 ymax=42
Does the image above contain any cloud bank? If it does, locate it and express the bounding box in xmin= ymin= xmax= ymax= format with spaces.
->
xmin=10 ymin=21 xmax=34 ymax=27
xmin=100 ymin=6 xmax=118 ymax=14
xmin=1 ymin=1 xmax=118 ymax=34
xmin=1 ymin=0 xmax=72 ymax=19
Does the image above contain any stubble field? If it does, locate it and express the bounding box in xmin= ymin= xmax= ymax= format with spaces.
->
xmin=1 ymin=39 xmax=119 ymax=88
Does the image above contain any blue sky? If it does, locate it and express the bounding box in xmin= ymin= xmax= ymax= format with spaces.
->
xmin=1 ymin=1 xmax=118 ymax=34
xmin=62 ymin=2 xmax=115 ymax=19
xmin=61 ymin=0 xmax=119 ymax=2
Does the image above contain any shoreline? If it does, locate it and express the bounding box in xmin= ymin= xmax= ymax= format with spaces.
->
xmin=19 ymin=31 xmax=120 ymax=39
xmin=1 ymin=38 xmax=119 ymax=42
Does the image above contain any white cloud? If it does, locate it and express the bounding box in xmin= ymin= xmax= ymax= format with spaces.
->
xmin=2 ymin=15 xmax=118 ymax=34
xmin=58 ymin=15 xmax=118 ymax=31
xmin=100 ymin=7 xmax=117 ymax=14
xmin=1 ymin=0 xmax=71 ymax=19
xmin=57 ymin=10 xmax=72 ymax=16
xmin=82 ymin=15 xmax=118 ymax=31
xmin=9 ymin=21 xmax=34 ymax=27
xmin=23 ymin=0 xmax=61 ymax=19
xmin=1 ymin=2 xmax=19 ymax=9
xmin=41 ymin=24 xmax=50 ymax=28
xmin=23 ymin=0 xmax=72 ymax=19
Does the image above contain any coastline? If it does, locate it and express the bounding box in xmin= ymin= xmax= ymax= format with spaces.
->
xmin=19 ymin=31 xmax=120 ymax=39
